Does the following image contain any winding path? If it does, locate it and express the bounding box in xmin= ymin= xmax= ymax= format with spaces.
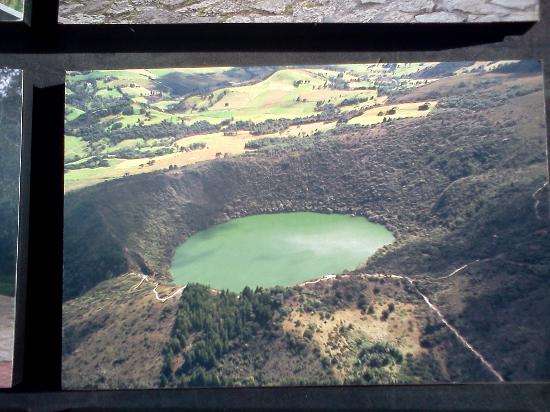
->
xmin=300 ymin=262 xmax=505 ymax=382
xmin=407 ymin=277 xmax=505 ymax=382
xmin=437 ymin=261 xmax=479 ymax=280
xmin=153 ymin=283 xmax=186 ymax=303
xmin=127 ymin=261 xmax=505 ymax=380
xmin=130 ymin=273 xmax=186 ymax=303
xmin=299 ymin=274 xmax=337 ymax=286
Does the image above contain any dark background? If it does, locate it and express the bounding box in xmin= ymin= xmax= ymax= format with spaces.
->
xmin=0 ymin=0 xmax=549 ymax=410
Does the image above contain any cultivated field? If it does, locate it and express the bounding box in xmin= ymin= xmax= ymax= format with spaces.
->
xmin=65 ymin=63 xmax=451 ymax=191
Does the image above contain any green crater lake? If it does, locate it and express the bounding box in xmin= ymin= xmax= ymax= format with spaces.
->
xmin=171 ymin=212 xmax=394 ymax=292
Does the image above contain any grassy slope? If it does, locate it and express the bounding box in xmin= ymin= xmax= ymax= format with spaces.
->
xmin=65 ymin=135 xmax=89 ymax=162
xmin=63 ymin=274 xmax=180 ymax=389
xmin=348 ymin=101 xmax=437 ymax=126
xmin=161 ymin=278 xmax=483 ymax=387
xmin=64 ymin=274 xmax=492 ymax=388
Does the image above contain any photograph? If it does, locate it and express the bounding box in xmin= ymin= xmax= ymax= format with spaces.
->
xmin=0 ymin=68 xmax=22 ymax=388
xmin=58 ymin=0 xmax=540 ymax=24
xmin=0 ymin=0 xmax=23 ymax=20
xmin=63 ymin=61 xmax=549 ymax=390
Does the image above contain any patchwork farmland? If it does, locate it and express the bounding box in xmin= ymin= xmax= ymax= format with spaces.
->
xmin=65 ymin=63 xmax=448 ymax=191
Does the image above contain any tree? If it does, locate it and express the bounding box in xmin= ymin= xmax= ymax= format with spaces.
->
xmin=357 ymin=294 xmax=369 ymax=311
xmin=242 ymin=286 xmax=253 ymax=300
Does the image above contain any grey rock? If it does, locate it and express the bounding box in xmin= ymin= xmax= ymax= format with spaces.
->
xmin=254 ymin=0 xmax=293 ymax=14
xmin=490 ymin=0 xmax=537 ymax=9
xmin=360 ymin=0 xmax=387 ymax=4
xmin=58 ymin=0 xmax=539 ymax=23
xmin=438 ymin=0 xmax=513 ymax=16
xmin=109 ymin=0 xmax=134 ymax=17
xmin=415 ymin=10 xmax=465 ymax=22
xmin=158 ymin=0 xmax=187 ymax=10
xmin=395 ymin=0 xmax=434 ymax=14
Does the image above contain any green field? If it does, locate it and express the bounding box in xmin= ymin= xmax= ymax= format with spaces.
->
xmin=64 ymin=64 xmax=480 ymax=191
xmin=97 ymin=88 xmax=123 ymax=98
xmin=65 ymin=106 xmax=85 ymax=122
xmin=65 ymin=135 xmax=89 ymax=162
xmin=348 ymin=101 xmax=438 ymax=126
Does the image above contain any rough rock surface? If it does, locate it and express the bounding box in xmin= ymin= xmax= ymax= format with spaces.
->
xmin=58 ymin=0 xmax=539 ymax=23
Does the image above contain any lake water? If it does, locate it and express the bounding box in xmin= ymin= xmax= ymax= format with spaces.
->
xmin=171 ymin=212 xmax=394 ymax=292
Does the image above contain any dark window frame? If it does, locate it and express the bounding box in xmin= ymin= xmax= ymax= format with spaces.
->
xmin=0 ymin=0 xmax=549 ymax=410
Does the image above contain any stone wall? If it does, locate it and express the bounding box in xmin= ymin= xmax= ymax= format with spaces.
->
xmin=58 ymin=0 xmax=539 ymax=24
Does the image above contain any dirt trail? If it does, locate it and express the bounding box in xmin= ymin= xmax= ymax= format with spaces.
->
xmin=126 ymin=262 xmax=505 ymax=380
xmin=437 ymin=261 xmax=478 ymax=280
xmin=299 ymin=264 xmax=505 ymax=382
xmin=299 ymin=274 xmax=336 ymax=286
xmin=129 ymin=272 xmax=186 ymax=303
xmin=409 ymin=279 xmax=505 ymax=382
xmin=362 ymin=271 xmax=505 ymax=381
xmin=152 ymin=283 xmax=186 ymax=303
